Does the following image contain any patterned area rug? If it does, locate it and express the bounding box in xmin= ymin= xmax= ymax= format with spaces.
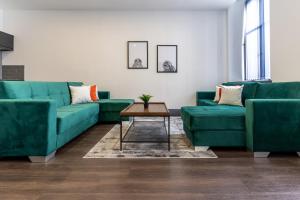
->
xmin=84 ymin=117 xmax=217 ymax=158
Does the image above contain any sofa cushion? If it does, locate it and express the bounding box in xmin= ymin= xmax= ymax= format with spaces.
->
xmin=98 ymin=99 xmax=134 ymax=112
xmin=197 ymin=99 xmax=218 ymax=106
xmin=255 ymin=82 xmax=300 ymax=99
xmin=0 ymin=81 xmax=32 ymax=99
xmin=57 ymin=103 xmax=99 ymax=134
xmin=181 ymin=106 xmax=245 ymax=131
xmin=68 ymin=82 xmax=83 ymax=87
xmin=33 ymin=82 xmax=71 ymax=107
xmin=0 ymin=81 xmax=74 ymax=108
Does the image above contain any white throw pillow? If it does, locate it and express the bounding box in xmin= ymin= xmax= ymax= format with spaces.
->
xmin=69 ymin=86 xmax=92 ymax=104
xmin=218 ymin=85 xmax=244 ymax=106
xmin=213 ymin=85 xmax=222 ymax=102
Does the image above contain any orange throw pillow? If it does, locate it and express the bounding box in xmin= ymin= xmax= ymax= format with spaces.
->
xmin=90 ymin=85 xmax=99 ymax=101
xmin=213 ymin=85 xmax=223 ymax=102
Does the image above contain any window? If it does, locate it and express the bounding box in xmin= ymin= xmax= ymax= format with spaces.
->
xmin=243 ymin=0 xmax=270 ymax=80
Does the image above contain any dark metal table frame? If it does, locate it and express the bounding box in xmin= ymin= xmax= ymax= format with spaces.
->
xmin=119 ymin=116 xmax=170 ymax=151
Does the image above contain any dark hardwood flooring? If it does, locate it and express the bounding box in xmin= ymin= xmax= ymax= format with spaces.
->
xmin=1 ymin=124 xmax=300 ymax=200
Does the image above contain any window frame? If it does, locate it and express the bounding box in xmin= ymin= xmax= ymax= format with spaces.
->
xmin=244 ymin=0 xmax=266 ymax=80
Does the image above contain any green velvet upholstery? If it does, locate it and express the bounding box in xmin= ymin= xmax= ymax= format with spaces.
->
xmin=100 ymin=112 xmax=127 ymax=122
xmin=248 ymin=82 xmax=300 ymax=153
xmin=98 ymin=99 xmax=133 ymax=111
xmin=222 ymin=81 xmax=259 ymax=105
xmin=0 ymin=81 xmax=71 ymax=108
xmin=0 ymin=81 xmax=134 ymax=160
xmin=197 ymin=99 xmax=218 ymax=106
xmin=246 ymin=99 xmax=300 ymax=152
xmin=57 ymin=103 xmax=99 ymax=134
xmin=57 ymin=113 xmax=98 ymax=148
xmin=68 ymin=82 xmax=83 ymax=87
xmin=182 ymin=106 xmax=245 ymax=131
xmin=196 ymin=92 xmax=216 ymax=106
xmin=98 ymin=91 xmax=110 ymax=100
xmin=195 ymin=82 xmax=260 ymax=106
xmin=195 ymin=81 xmax=272 ymax=106
xmin=0 ymin=99 xmax=57 ymax=156
xmin=0 ymin=81 xmax=32 ymax=99
xmin=98 ymin=99 xmax=134 ymax=123
xmin=255 ymin=82 xmax=300 ymax=99
xmin=196 ymin=91 xmax=215 ymax=101
xmin=184 ymin=127 xmax=245 ymax=147
xmin=181 ymin=106 xmax=246 ymax=147
xmin=187 ymin=81 xmax=300 ymax=154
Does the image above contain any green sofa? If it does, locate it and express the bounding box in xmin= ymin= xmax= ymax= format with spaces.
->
xmin=0 ymin=81 xmax=134 ymax=162
xmin=181 ymin=81 xmax=300 ymax=157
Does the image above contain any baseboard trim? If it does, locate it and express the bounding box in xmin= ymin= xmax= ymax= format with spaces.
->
xmin=168 ymin=109 xmax=181 ymax=116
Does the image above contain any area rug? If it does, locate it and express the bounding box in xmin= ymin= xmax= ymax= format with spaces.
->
xmin=84 ymin=117 xmax=217 ymax=159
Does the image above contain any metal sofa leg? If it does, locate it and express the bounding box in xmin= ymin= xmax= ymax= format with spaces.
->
xmin=297 ymin=152 xmax=300 ymax=157
xmin=195 ymin=146 xmax=210 ymax=152
xmin=254 ymin=152 xmax=270 ymax=158
xmin=28 ymin=151 xmax=56 ymax=163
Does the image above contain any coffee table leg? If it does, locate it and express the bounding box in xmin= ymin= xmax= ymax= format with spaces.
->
xmin=133 ymin=116 xmax=135 ymax=127
xmin=168 ymin=116 xmax=170 ymax=151
xmin=120 ymin=120 xmax=123 ymax=151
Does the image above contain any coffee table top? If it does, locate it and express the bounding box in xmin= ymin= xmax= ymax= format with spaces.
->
xmin=120 ymin=102 xmax=170 ymax=117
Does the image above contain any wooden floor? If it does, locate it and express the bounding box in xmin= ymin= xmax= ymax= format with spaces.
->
xmin=1 ymin=124 xmax=300 ymax=200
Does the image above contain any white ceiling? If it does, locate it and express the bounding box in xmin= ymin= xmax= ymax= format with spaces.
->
xmin=0 ymin=0 xmax=236 ymax=10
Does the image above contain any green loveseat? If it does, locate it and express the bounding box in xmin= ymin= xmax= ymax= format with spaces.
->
xmin=0 ymin=81 xmax=134 ymax=162
xmin=181 ymin=81 xmax=300 ymax=157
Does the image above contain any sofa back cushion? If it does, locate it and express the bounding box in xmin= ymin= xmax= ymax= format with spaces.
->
xmin=222 ymin=81 xmax=258 ymax=105
xmin=255 ymin=82 xmax=300 ymax=99
xmin=223 ymin=80 xmax=272 ymax=104
xmin=0 ymin=81 xmax=83 ymax=107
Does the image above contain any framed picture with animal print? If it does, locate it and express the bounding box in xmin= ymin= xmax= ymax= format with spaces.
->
xmin=157 ymin=45 xmax=178 ymax=73
xmin=127 ymin=41 xmax=148 ymax=69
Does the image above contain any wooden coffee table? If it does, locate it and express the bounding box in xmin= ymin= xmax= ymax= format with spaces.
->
xmin=120 ymin=102 xmax=170 ymax=151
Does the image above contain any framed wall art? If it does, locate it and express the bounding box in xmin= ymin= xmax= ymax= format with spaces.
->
xmin=157 ymin=45 xmax=178 ymax=73
xmin=127 ymin=41 xmax=148 ymax=69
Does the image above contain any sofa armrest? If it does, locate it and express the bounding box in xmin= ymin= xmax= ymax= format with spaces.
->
xmin=98 ymin=91 xmax=110 ymax=99
xmin=196 ymin=91 xmax=215 ymax=100
xmin=245 ymin=99 xmax=300 ymax=152
xmin=196 ymin=91 xmax=215 ymax=105
xmin=0 ymin=99 xmax=57 ymax=156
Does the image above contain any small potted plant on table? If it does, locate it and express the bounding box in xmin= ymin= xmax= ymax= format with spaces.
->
xmin=139 ymin=94 xmax=153 ymax=109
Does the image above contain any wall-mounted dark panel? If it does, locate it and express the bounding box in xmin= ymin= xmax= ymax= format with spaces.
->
xmin=1 ymin=65 xmax=24 ymax=80
xmin=0 ymin=31 xmax=14 ymax=51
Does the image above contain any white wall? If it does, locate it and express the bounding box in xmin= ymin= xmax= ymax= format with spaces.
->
xmin=0 ymin=10 xmax=3 ymax=29
xmin=270 ymin=0 xmax=300 ymax=82
xmin=1 ymin=10 xmax=228 ymax=108
xmin=227 ymin=0 xmax=244 ymax=81
xmin=0 ymin=9 xmax=3 ymax=78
